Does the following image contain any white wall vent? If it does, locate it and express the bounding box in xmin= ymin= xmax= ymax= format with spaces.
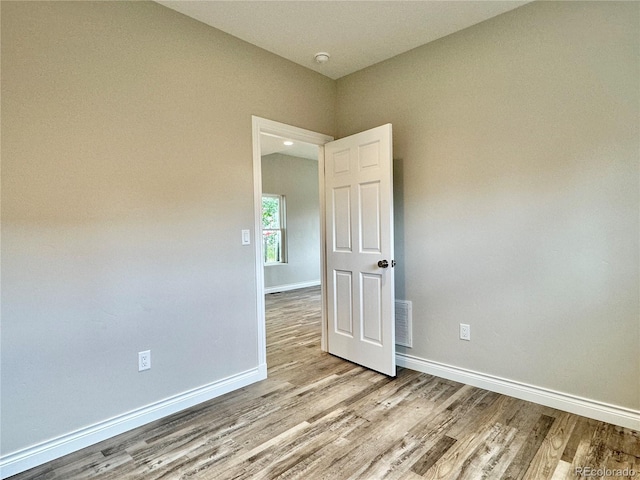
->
xmin=395 ymin=300 xmax=413 ymax=347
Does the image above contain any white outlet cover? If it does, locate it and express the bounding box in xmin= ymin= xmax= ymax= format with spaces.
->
xmin=459 ymin=324 xmax=471 ymax=341
xmin=138 ymin=350 xmax=151 ymax=371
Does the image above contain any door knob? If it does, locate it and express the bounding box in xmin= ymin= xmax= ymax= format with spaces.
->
xmin=378 ymin=260 xmax=389 ymax=268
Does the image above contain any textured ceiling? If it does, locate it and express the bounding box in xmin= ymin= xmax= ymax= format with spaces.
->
xmin=157 ymin=1 xmax=531 ymax=80
xmin=260 ymin=133 xmax=319 ymax=160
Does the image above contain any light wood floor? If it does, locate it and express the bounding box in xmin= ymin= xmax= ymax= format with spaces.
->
xmin=9 ymin=286 xmax=639 ymax=479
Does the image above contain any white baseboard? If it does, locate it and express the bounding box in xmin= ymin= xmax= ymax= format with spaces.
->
xmin=264 ymin=280 xmax=320 ymax=294
xmin=396 ymin=353 xmax=640 ymax=431
xmin=0 ymin=365 xmax=267 ymax=479
xmin=4 ymin=356 xmax=637 ymax=479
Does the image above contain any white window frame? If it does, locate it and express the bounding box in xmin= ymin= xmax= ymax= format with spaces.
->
xmin=262 ymin=193 xmax=287 ymax=265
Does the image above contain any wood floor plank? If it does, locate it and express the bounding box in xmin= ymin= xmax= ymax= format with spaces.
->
xmin=411 ymin=435 xmax=457 ymax=475
xmin=549 ymin=459 xmax=572 ymax=480
xmin=521 ymin=412 xmax=577 ymax=480
xmin=500 ymin=414 xmax=556 ymax=480
xmin=568 ymin=419 xmax=602 ymax=479
xmin=8 ymin=287 xmax=639 ymax=480
xmin=560 ymin=416 xmax=591 ymax=464
xmin=420 ymin=421 xmax=518 ymax=480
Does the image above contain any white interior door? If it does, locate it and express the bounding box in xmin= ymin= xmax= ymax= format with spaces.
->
xmin=324 ymin=124 xmax=395 ymax=377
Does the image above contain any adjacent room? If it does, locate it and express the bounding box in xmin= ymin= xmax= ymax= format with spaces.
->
xmin=2 ymin=0 xmax=638 ymax=478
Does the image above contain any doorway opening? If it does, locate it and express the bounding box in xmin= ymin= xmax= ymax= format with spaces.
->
xmin=251 ymin=117 xmax=333 ymax=375
xmin=261 ymin=134 xmax=320 ymax=293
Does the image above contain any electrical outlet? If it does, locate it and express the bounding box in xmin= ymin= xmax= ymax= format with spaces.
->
xmin=459 ymin=324 xmax=471 ymax=341
xmin=138 ymin=350 xmax=151 ymax=371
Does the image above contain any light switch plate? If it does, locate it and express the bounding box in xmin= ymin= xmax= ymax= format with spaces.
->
xmin=242 ymin=229 xmax=251 ymax=245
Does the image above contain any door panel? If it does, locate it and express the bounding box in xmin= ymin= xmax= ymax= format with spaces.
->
xmin=332 ymin=187 xmax=352 ymax=252
xmin=335 ymin=270 xmax=354 ymax=336
xmin=359 ymin=182 xmax=381 ymax=253
xmin=324 ymin=124 xmax=395 ymax=377
xmin=361 ymin=273 xmax=383 ymax=345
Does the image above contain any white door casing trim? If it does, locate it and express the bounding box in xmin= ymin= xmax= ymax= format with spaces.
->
xmin=252 ymin=116 xmax=333 ymax=361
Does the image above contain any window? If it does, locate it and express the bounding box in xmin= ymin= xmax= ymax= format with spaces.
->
xmin=262 ymin=194 xmax=286 ymax=264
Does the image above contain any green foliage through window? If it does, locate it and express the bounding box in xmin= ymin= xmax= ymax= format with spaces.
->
xmin=262 ymin=195 xmax=285 ymax=264
xmin=262 ymin=196 xmax=280 ymax=229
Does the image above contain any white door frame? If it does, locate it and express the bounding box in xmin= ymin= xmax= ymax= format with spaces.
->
xmin=252 ymin=116 xmax=334 ymax=372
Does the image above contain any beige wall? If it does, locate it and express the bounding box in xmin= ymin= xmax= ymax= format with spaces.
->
xmin=2 ymin=0 xmax=638 ymax=468
xmin=337 ymin=1 xmax=639 ymax=409
xmin=1 ymin=1 xmax=334 ymax=455
xmin=262 ymin=154 xmax=320 ymax=290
